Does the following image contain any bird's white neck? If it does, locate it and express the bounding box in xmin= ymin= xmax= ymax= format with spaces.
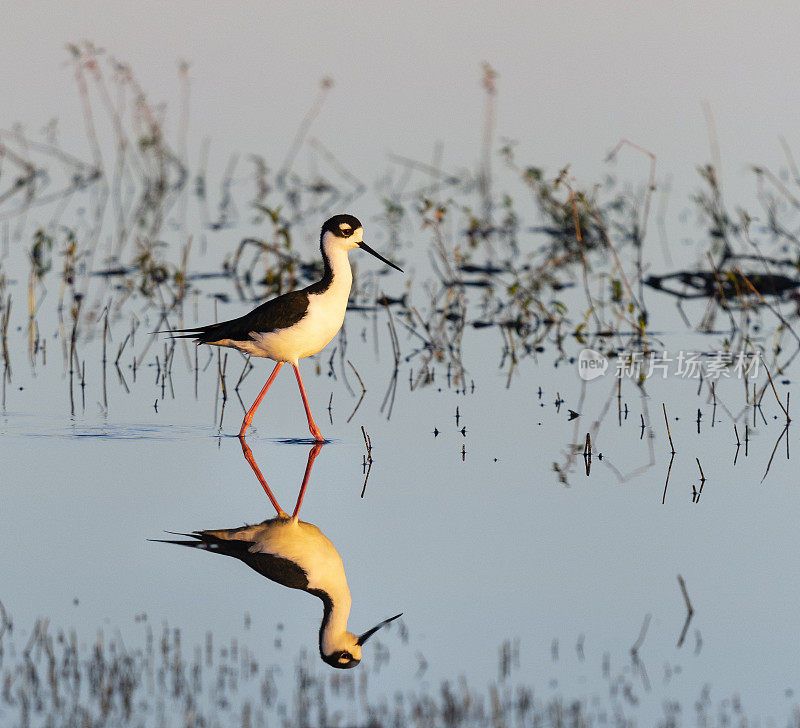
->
xmin=323 ymin=246 xmax=354 ymax=296
xmin=319 ymin=588 xmax=352 ymax=653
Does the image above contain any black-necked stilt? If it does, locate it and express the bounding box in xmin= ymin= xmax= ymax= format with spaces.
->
xmin=167 ymin=214 xmax=402 ymax=440
xmin=155 ymin=441 xmax=401 ymax=669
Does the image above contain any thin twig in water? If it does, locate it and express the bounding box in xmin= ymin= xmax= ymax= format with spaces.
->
xmin=583 ymin=433 xmax=592 ymax=476
xmin=631 ymin=613 xmax=650 ymax=656
xmin=762 ymin=356 xmax=791 ymax=422
xmin=115 ymin=332 xmax=130 ymax=366
xmin=234 ymin=355 xmax=252 ymax=391
xmin=360 ymin=426 xmax=373 ymax=498
xmin=695 ymin=458 xmax=706 ymax=484
xmin=346 ymin=360 xmax=366 ymax=423
xmin=662 ymin=402 xmax=675 ymax=453
xmin=0 ymin=295 xmax=11 ymax=376
xmin=630 ymin=613 xmax=651 ymax=692
xmin=761 ymin=424 xmax=789 ymax=483
xmin=662 ymin=452 xmax=675 ymax=505
xmin=0 ymin=599 xmax=9 ymax=641
xmin=347 ymin=359 xmax=366 ymax=392
xmin=361 ymin=425 xmax=373 ymax=462
xmin=676 ymin=575 xmax=695 ymax=648
xmin=380 ymin=306 xmax=401 ymax=419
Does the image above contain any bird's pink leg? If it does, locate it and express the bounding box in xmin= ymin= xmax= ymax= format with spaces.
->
xmin=291 ymin=363 xmax=325 ymax=442
xmin=291 ymin=443 xmax=323 ymax=518
xmin=239 ymin=361 xmax=283 ymax=437
xmin=239 ymin=436 xmax=285 ymax=515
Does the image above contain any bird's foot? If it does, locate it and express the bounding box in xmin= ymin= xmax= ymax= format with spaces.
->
xmin=238 ymin=417 xmax=253 ymax=438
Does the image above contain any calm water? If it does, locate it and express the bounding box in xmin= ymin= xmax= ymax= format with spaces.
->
xmin=3 ymin=261 xmax=799 ymax=724
xmin=3 ymin=10 xmax=800 ymax=724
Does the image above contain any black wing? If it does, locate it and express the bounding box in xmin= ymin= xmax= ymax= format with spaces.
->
xmin=167 ymin=290 xmax=311 ymax=344
xmin=153 ymin=531 xmax=310 ymax=591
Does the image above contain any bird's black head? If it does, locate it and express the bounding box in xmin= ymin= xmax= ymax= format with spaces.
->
xmin=321 ymin=649 xmax=361 ymax=670
xmin=320 ymin=213 xmax=403 ymax=272
xmin=321 ymin=214 xmax=363 ymax=239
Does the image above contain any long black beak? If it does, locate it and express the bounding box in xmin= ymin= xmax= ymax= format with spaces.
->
xmin=356 ymin=612 xmax=403 ymax=646
xmin=358 ymin=242 xmax=403 ymax=272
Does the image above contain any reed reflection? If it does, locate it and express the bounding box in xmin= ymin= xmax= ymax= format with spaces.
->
xmin=157 ymin=439 xmax=401 ymax=669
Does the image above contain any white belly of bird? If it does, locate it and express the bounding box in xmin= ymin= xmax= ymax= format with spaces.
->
xmin=250 ymin=292 xmax=347 ymax=363
xmin=254 ymin=519 xmax=348 ymax=590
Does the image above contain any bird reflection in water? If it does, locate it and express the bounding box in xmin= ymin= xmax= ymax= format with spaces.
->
xmin=156 ymin=439 xmax=401 ymax=669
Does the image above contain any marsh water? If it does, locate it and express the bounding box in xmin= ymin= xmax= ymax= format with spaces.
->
xmin=3 ymin=30 xmax=800 ymax=727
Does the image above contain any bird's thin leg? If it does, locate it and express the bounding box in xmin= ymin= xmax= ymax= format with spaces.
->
xmin=291 ymin=363 xmax=325 ymax=442
xmin=239 ymin=361 xmax=283 ymax=437
xmin=291 ymin=443 xmax=323 ymax=518
xmin=239 ymin=437 xmax=286 ymax=516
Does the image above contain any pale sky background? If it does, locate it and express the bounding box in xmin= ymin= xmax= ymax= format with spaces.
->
xmin=4 ymin=1 xmax=800 ymax=210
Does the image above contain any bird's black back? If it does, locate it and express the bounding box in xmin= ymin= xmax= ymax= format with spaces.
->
xmin=157 ymin=531 xmax=311 ymax=591
xmin=190 ymin=289 xmax=313 ymax=344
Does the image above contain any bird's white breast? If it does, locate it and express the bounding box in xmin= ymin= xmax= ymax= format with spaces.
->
xmin=248 ymin=270 xmax=351 ymax=365
xmin=220 ymin=245 xmax=354 ymax=364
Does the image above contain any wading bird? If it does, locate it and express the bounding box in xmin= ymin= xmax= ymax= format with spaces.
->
xmin=167 ymin=214 xmax=402 ymax=440
xmin=155 ymin=440 xmax=402 ymax=668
